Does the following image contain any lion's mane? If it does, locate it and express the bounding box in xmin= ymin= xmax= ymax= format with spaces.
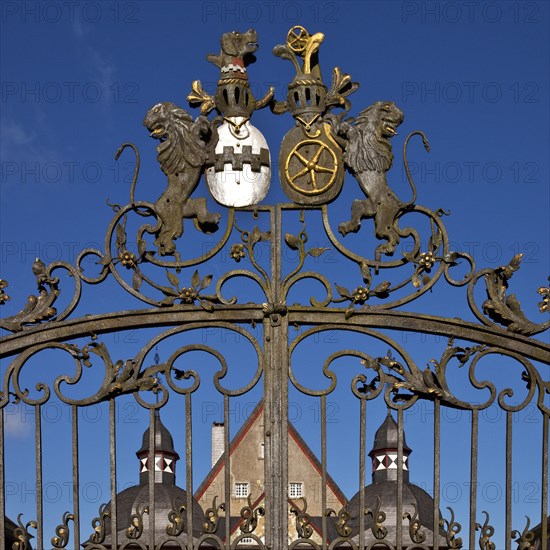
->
xmin=343 ymin=101 xmax=404 ymax=174
xmin=143 ymin=102 xmax=208 ymax=175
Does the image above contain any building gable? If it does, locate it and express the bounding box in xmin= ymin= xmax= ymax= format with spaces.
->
xmin=194 ymin=401 xmax=347 ymax=544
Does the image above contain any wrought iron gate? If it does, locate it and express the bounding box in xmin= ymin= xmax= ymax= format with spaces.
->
xmin=0 ymin=26 xmax=548 ymax=550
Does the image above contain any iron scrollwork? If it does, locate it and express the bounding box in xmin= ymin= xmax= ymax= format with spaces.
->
xmin=12 ymin=514 xmax=37 ymax=550
xmin=476 ymin=511 xmax=496 ymax=550
xmin=126 ymin=502 xmax=149 ymax=540
xmin=0 ymin=25 xmax=545 ymax=327
xmin=202 ymin=496 xmax=225 ymax=534
xmin=0 ymin=258 xmax=60 ymax=332
xmin=239 ymin=494 xmax=265 ymax=534
xmin=471 ymin=254 xmax=550 ymax=335
xmin=512 ymin=516 xmax=536 ymax=550
xmin=403 ymin=502 xmax=426 ymax=544
xmin=51 ymin=512 xmax=74 ymax=548
xmin=439 ymin=506 xmax=463 ymax=549
xmin=290 ymin=497 xmax=314 ymax=539
xmin=326 ymin=504 xmax=352 ymax=539
xmin=166 ymin=497 xmax=187 ymax=537
xmin=88 ymin=503 xmax=110 ymax=545
xmin=364 ymin=495 xmax=387 ymax=540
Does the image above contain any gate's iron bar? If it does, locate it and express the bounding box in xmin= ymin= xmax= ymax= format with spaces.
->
xmin=505 ymin=411 xmax=512 ymax=550
xmin=224 ymin=394 xmax=230 ymax=549
xmin=109 ymin=399 xmax=118 ymax=549
xmin=542 ymin=413 xmax=548 ymax=550
xmin=35 ymin=404 xmax=43 ymax=549
xmin=321 ymin=395 xmax=327 ymax=550
xmin=148 ymin=407 xmax=156 ymax=549
xmin=358 ymin=398 xmax=366 ymax=550
xmin=263 ymin=324 xmax=273 ymax=550
xmin=264 ymin=204 xmax=289 ymax=549
xmin=72 ymin=405 xmax=80 ymax=549
xmin=396 ymin=408 xmax=403 ymax=550
xmin=433 ymin=399 xmax=440 ymax=550
xmin=185 ymin=393 xmax=193 ymax=550
xmin=469 ymin=409 xmax=479 ymax=550
xmin=0 ymin=408 xmax=5 ymax=550
xmin=2 ymin=310 xmax=548 ymax=364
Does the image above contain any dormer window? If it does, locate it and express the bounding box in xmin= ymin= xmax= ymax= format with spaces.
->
xmin=235 ymin=482 xmax=249 ymax=498
xmin=289 ymin=482 xmax=303 ymax=498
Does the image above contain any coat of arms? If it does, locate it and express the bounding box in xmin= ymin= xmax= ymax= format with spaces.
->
xmin=273 ymin=26 xmax=358 ymax=205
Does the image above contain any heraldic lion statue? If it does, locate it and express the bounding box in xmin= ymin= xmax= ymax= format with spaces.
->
xmin=144 ymin=102 xmax=220 ymax=256
xmin=338 ymin=101 xmax=417 ymax=260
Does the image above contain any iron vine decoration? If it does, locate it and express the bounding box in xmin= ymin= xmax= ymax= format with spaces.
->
xmin=0 ymin=25 xmax=548 ymax=550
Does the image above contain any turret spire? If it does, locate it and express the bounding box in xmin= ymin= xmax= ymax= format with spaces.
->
xmin=136 ymin=410 xmax=180 ymax=485
xmin=368 ymin=410 xmax=412 ymax=483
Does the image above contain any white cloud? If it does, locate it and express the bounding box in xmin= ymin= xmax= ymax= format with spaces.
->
xmin=3 ymin=403 xmax=32 ymax=439
xmin=70 ymin=16 xmax=88 ymax=40
xmin=0 ymin=118 xmax=57 ymax=166
xmin=89 ymin=49 xmax=117 ymax=105
xmin=69 ymin=14 xmax=118 ymax=108
xmin=1 ymin=120 xmax=36 ymax=146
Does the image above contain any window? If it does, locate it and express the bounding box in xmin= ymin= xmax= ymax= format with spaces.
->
xmin=289 ymin=482 xmax=303 ymax=498
xmin=234 ymin=482 xmax=249 ymax=498
xmin=259 ymin=442 xmax=265 ymax=459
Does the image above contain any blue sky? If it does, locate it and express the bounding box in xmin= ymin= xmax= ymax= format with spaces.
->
xmin=1 ymin=1 xmax=549 ymax=547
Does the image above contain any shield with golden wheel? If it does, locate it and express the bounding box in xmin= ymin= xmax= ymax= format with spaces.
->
xmin=279 ymin=122 xmax=344 ymax=205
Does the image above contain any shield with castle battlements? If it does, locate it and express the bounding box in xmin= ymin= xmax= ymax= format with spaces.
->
xmin=205 ymin=116 xmax=271 ymax=207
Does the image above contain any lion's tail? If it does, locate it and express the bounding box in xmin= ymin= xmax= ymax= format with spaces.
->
xmin=115 ymin=142 xmax=142 ymax=209
xmin=402 ymin=130 xmax=430 ymax=207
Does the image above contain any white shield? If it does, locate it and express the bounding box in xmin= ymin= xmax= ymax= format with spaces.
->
xmin=206 ymin=117 xmax=271 ymax=207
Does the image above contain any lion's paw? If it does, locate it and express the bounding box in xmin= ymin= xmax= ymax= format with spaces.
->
xmin=338 ymin=221 xmax=359 ymax=237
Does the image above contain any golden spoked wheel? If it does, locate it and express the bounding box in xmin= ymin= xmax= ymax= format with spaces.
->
xmin=285 ymin=139 xmax=338 ymax=195
xmin=287 ymin=26 xmax=310 ymax=54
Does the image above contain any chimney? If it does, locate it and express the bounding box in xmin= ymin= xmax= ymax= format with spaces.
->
xmin=212 ymin=422 xmax=225 ymax=467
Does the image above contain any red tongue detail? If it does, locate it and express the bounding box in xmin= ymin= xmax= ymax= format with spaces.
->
xmin=232 ymin=57 xmax=244 ymax=68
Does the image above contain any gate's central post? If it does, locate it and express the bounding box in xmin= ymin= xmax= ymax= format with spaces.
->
xmin=263 ymin=204 xmax=289 ymax=549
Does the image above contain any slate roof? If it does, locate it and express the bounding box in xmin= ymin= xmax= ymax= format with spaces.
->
xmin=83 ymin=410 xmax=197 ymax=548
xmin=348 ymin=481 xmax=449 ymax=548
xmin=84 ymin=483 xmax=204 ymax=548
